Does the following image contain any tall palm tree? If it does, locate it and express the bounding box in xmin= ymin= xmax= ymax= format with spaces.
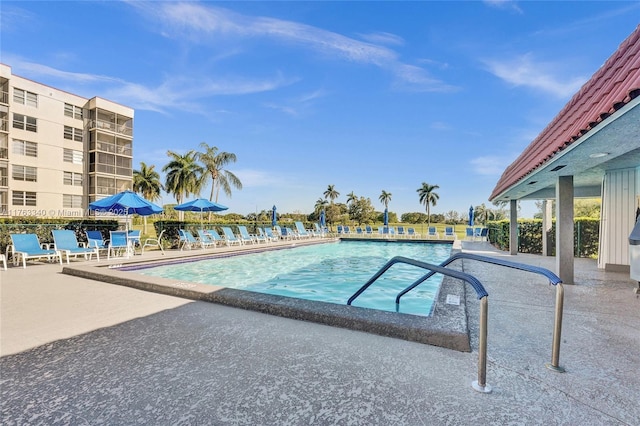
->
xmin=379 ymin=190 xmax=392 ymax=210
xmin=324 ymin=184 xmax=340 ymax=204
xmin=417 ymin=182 xmax=440 ymax=228
xmin=314 ymin=198 xmax=329 ymax=212
xmin=346 ymin=191 xmax=357 ymax=205
xmin=133 ymin=162 xmax=162 ymax=234
xmin=163 ymin=150 xmax=204 ymax=220
xmin=197 ymin=142 xmax=242 ymax=203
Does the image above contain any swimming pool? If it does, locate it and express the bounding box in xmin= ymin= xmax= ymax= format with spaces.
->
xmin=132 ymin=241 xmax=452 ymax=316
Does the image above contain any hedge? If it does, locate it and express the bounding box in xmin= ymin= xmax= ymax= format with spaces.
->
xmin=487 ymin=218 xmax=599 ymax=258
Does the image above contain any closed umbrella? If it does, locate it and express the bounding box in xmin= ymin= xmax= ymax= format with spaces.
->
xmin=271 ymin=205 xmax=277 ymax=227
xmin=383 ymin=208 xmax=389 ymax=232
xmin=468 ymin=206 xmax=475 ymax=227
xmin=319 ymin=209 xmax=326 ymax=228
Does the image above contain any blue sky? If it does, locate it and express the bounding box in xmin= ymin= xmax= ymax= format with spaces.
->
xmin=2 ymin=1 xmax=639 ymax=218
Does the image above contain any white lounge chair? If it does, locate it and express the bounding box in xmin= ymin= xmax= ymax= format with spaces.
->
xmin=52 ymin=229 xmax=98 ymax=263
xmin=9 ymin=233 xmax=63 ymax=268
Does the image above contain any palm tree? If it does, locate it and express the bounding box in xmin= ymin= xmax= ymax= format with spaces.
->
xmin=163 ymin=150 xmax=204 ymax=220
xmin=417 ymin=182 xmax=440 ymax=228
xmin=314 ymin=198 xmax=328 ymax=212
xmin=197 ymin=142 xmax=242 ymax=203
xmin=133 ymin=162 xmax=162 ymax=234
xmin=324 ymin=184 xmax=340 ymax=204
xmin=346 ymin=191 xmax=357 ymax=205
xmin=379 ymin=190 xmax=392 ymax=210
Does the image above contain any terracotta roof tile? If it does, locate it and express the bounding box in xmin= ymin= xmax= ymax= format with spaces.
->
xmin=490 ymin=25 xmax=640 ymax=200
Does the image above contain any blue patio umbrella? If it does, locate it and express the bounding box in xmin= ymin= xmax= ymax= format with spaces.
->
xmin=271 ymin=205 xmax=277 ymax=227
xmin=89 ymin=190 xmax=163 ymax=232
xmin=174 ymin=198 xmax=228 ymax=224
xmin=468 ymin=205 xmax=475 ymax=227
xmin=319 ymin=209 xmax=326 ymax=227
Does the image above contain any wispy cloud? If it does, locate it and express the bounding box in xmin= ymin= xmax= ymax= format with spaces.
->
xmin=470 ymin=154 xmax=517 ymax=176
xmin=483 ymin=0 xmax=523 ymax=14
xmin=358 ymin=31 xmax=405 ymax=46
xmin=133 ymin=2 xmax=456 ymax=93
xmin=482 ymin=53 xmax=587 ymax=98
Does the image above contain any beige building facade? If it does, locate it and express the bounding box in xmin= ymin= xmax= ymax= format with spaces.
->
xmin=0 ymin=64 xmax=134 ymax=218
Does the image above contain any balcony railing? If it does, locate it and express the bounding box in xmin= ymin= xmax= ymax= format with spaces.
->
xmin=0 ymin=90 xmax=8 ymax=105
xmin=89 ymin=119 xmax=133 ymax=136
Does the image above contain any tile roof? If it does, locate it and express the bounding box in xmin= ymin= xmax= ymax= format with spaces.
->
xmin=490 ymin=24 xmax=640 ymax=201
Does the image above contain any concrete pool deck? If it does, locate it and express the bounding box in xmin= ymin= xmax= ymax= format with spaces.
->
xmin=1 ymin=240 xmax=639 ymax=424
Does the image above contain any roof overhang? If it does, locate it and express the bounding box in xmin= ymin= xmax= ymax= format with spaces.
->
xmin=491 ymin=97 xmax=640 ymax=202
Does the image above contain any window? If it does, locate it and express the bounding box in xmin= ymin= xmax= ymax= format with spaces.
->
xmin=63 ymin=125 xmax=83 ymax=142
xmin=12 ymin=139 xmax=38 ymax=157
xmin=13 ymin=88 xmax=38 ymax=107
xmin=12 ymin=113 xmax=37 ymax=132
xmin=64 ymin=103 xmax=83 ymax=120
xmin=12 ymin=191 xmax=37 ymax=206
xmin=12 ymin=165 xmax=37 ymax=182
xmin=63 ymin=194 xmax=83 ymax=208
xmin=63 ymin=171 xmax=83 ymax=186
xmin=0 ymin=136 xmax=7 ymax=160
xmin=63 ymin=148 xmax=83 ymax=164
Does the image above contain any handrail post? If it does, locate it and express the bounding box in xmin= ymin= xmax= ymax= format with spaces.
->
xmin=545 ymin=283 xmax=565 ymax=372
xmin=472 ymin=296 xmax=492 ymax=393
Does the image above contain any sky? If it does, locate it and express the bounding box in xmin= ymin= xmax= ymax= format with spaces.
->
xmin=2 ymin=1 xmax=639 ymax=218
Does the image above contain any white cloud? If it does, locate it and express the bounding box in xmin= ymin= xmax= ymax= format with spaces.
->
xmin=483 ymin=0 xmax=523 ymax=14
xmin=358 ymin=31 xmax=405 ymax=46
xmin=470 ymin=155 xmax=517 ymax=176
xmin=482 ymin=53 xmax=587 ymax=98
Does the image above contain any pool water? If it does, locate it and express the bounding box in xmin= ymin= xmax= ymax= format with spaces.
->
xmin=135 ymin=241 xmax=452 ymax=316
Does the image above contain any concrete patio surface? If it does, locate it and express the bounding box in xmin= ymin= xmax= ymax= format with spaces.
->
xmin=1 ymin=241 xmax=638 ymax=424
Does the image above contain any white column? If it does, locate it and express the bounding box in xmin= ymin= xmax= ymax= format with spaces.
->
xmin=542 ymin=199 xmax=553 ymax=256
xmin=556 ymin=176 xmax=574 ymax=284
xmin=510 ymin=199 xmax=518 ymax=255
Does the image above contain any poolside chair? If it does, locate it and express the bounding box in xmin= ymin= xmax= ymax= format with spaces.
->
xmin=365 ymin=225 xmax=374 ymax=237
xmin=312 ymin=223 xmax=326 ymax=238
xmin=206 ymin=229 xmax=226 ymax=245
xmin=127 ymin=230 xmax=142 ymax=254
xmin=336 ymin=225 xmax=343 ymax=235
xmin=196 ymin=230 xmax=217 ymax=248
xmin=52 ymin=229 xmax=99 ymax=263
xmin=255 ymin=228 xmax=269 ymax=243
xmin=407 ymin=227 xmax=420 ymax=238
xmin=343 ymin=226 xmax=351 ymax=236
xmin=9 ymin=233 xmax=63 ymax=268
xmin=237 ymin=226 xmax=256 ymax=244
xmin=444 ymin=226 xmax=457 ymax=240
xmin=108 ymin=230 xmax=131 ymax=259
xmin=178 ymin=229 xmax=200 ymax=250
xmin=142 ymin=229 xmax=165 ymax=254
xmin=355 ymin=226 xmax=364 ymax=236
xmin=281 ymin=227 xmax=297 ymax=240
xmin=396 ymin=226 xmax=406 ymax=238
xmin=86 ymin=230 xmax=110 ymax=258
xmin=427 ymin=227 xmax=438 ymax=239
xmin=221 ymin=227 xmax=242 ymax=246
xmin=476 ymin=227 xmax=489 ymax=242
xmin=294 ymin=222 xmax=312 ymax=239
xmin=465 ymin=227 xmax=475 ymax=241
xmin=263 ymin=227 xmax=280 ymax=242
xmin=0 ymin=253 xmax=6 ymax=271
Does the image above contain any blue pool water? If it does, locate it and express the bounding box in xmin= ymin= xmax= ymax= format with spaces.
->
xmin=135 ymin=241 xmax=452 ymax=316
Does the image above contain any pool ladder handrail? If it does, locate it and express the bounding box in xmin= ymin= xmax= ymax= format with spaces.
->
xmin=346 ymin=256 xmax=493 ymax=393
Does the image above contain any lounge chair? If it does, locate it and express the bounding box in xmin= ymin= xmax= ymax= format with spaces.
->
xmin=355 ymin=226 xmax=364 ymax=236
xmin=365 ymin=225 xmax=374 ymax=236
xmin=237 ymin=226 xmax=256 ymax=244
xmin=294 ymin=222 xmax=312 ymax=239
xmin=221 ymin=227 xmax=242 ymax=246
xmin=396 ymin=226 xmax=406 ymax=238
xmin=263 ymin=227 xmax=280 ymax=242
xmin=343 ymin=226 xmax=351 ymax=236
xmin=408 ymin=227 xmax=420 ymax=238
xmin=476 ymin=227 xmax=489 ymax=242
xmin=336 ymin=225 xmax=343 ymax=235
xmin=109 ymin=230 xmax=131 ymax=258
xmin=9 ymin=233 xmax=63 ymax=268
xmin=52 ymin=229 xmax=99 ymax=263
xmin=444 ymin=226 xmax=457 ymax=240
xmin=465 ymin=227 xmax=475 ymax=241
xmin=127 ymin=230 xmax=142 ymax=254
xmin=206 ymin=229 xmax=226 ymax=245
xmin=312 ymin=223 xmax=326 ymax=238
xmin=427 ymin=227 xmax=438 ymax=239
xmin=196 ymin=230 xmax=217 ymax=248
xmin=255 ymin=228 xmax=269 ymax=243
xmin=86 ymin=230 xmax=110 ymax=258
xmin=282 ymin=227 xmax=298 ymax=239
xmin=142 ymin=229 xmax=165 ymax=254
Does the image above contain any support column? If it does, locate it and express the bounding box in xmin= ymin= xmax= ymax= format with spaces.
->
xmin=542 ymin=199 xmax=553 ymax=256
xmin=556 ymin=176 xmax=574 ymax=284
xmin=510 ymin=199 xmax=518 ymax=255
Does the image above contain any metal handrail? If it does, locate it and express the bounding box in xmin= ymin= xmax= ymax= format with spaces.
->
xmin=394 ymin=252 xmax=565 ymax=373
xmin=347 ymin=256 xmax=492 ymax=393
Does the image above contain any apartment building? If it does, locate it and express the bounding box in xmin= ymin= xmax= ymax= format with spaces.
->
xmin=0 ymin=64 xmax=134 ymax=218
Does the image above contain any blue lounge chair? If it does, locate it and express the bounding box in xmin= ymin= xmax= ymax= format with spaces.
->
xmin=178 ymin=229 xmax=201 ymax=250
xmin=127 ymin=230 xmax=141 ymax=254
xmin=142 ymin=229 xmax=165 ymax=254
xmin=237 ymin=226 xmax=256 ymax=244
xmin=206 ymin=229 xmax=226 ymax=245
xmin=196 ymin=230 xmax=217 ymax=248
xmin=263 ymin=227 xmax=280 ymax=242
xmin=343 ymin=226 xmax=351 ymax=235
xmin=253 ymin=228 xmax=268 ymax=244
xmin=476 ymin=227 xmax=489 ymax=241
xmin=427 ymin=227 xmax=438 ymax=239
xmin=444 ymin=226 xmax=457 ymax=240
xmin=408 ymin=227 xmax=420 ymax=238
xmin=294 ymin=222 xmax=312 ymax=239
xmin=282 ymin=227 xmax=298 ymax=239
xmin=221 ymin=227 xmax=242 ymax=246
xmin=312 ymin=223 xmax=326 ymax=238
xmin=465 ymin=227 xmax=475 ymax=240
xmin=336 ymin=225 xmax=343 ymax=235
xmin=52 ymin=229 xmax=99 ymax=263
xmin=355 ymin=226 xmax=364 ymax=236
xmin=9 ymin=233 xmax=63 ymax=268
xmin=396 ymin=226 xmax=406 ymax=238
xmin=109 ymin=230 xmax=131 ymax=258
xmin=365 ymin=225 xmax=374 ymax=236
